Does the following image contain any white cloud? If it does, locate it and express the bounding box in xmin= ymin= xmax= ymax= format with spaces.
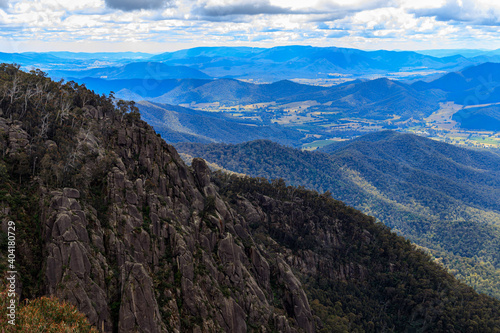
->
xmin=194 ymin=0 xmax=292 ymax=18
xmin=1 ymin=0 xmax=500 ymax=52
xmin=409 ymin=0 xmax=500 ymax=25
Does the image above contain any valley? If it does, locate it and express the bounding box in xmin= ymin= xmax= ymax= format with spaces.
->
xmin=176 ymin=98 xmax=500 ymax=150
xmin=30 ymin=48 xmax=499 ymax=152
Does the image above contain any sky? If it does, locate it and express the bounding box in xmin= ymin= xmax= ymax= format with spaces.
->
xmin=0 ymin=0 xmax=499 ymax=53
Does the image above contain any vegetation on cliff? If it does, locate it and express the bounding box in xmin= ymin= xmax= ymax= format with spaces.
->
xmin=0 ymin=279 xmax=97 ymax=332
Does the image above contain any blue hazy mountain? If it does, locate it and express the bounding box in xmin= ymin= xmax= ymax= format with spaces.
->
xmin=60 ymin=58 xmax=500 ymax=133
xmin=149 ymin=45 xmax=473 ymax=80
xmin=282 ymin=77 xmax=443 ymax=119
xmin=412 ymin=62 xmax=500 ymax=130
xmin=39 ymin=51 xmax=154 ymax=60
xmin=155 ymin=77 xmax=442 ymax=120
xmin=0 ymin=46 xmax=484 ymax=82
xmin=73 ymin=75 xmax=441 ymax=121
xmin=149 ymin=46 xmax=262 ymax=60
xmin=413 ymin=62 xmax=500 ymax=102
xmin=71 ymin=76 xmax=327 ymax=103
xmin=4 ymin=48 xmax=499 ymax=132
xmin=69 ymin=77 xmax=212 ymax=99
xmin=49 ymin=61 xmax=211 ymax=80
xmin=468 ymin=49 xmax=500 ymax=64
xmin=0 ymin=52 xmax=64 ymax=68
xmin=149 ymin=78 xmax=326 ymax=105
xmin=414 ymin=62 xmax=500 ymax=90
xmin=0 ymin=51 xmax=157 ymax=74
xmin=76 ymin=76 xmax=431 ymax=131
xmin=415 ymin=49 xmax=492 ymax=58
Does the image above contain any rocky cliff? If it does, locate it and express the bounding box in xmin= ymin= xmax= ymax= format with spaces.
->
xmin=0 ymin=65 xmax=499 ymax=332
xmin=1 ymin=112 xmax=317 ymax=332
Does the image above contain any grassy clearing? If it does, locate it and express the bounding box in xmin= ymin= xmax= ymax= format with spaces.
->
xmin=302 ymin=139 xmax=341 ymax=150
xmin=470 ymin=136 xmax=500 ymax=146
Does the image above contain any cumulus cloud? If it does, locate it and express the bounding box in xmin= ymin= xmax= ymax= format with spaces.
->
xmin=192 ymin=0 xmax=397 ymax=21
xmin=105 ymin=0 xmax=172 ymax=11
xmin=204 ymin=3 xmax=288 ymax=16
xmin=289 ymin=0 xmax=398 ymax=22
xmin=192 ymin=0 xmax=293 ymax=21
xmin=3 ymin=0 xmax=500 ymax=52
xmin=410 ymin=0 xmax=500 ymax=25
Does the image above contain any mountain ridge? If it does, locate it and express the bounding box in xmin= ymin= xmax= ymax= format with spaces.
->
xmin=149 ymin=45 xmax=473 ymax=79
xmin=413 ymin=62 xmax=500 ymax=105
xmin=176 ymin=131 xmax=500 ymax=299
xmin=49 ymin=61 xmax=211 ymax=80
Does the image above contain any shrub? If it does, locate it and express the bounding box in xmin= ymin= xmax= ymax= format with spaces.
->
xmin=0 ymin=280 xmax=98 ymax=332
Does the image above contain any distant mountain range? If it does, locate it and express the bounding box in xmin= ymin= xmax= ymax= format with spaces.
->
xmin=4 ymin=46 xmax=500 ymax=82
xmin=416 ymin=48 xmax=500 ymax=60
xmin=176 ymin=131 xmax=500 ymax=298
xmin=0 ymin=52 xmax=62 ymax=64
xmin=36 ymin=51 xmax=153 ymax=60
xmin=280 ymin=77 xmax=442 ymax=120
xmin=413 ymin=62 xmax=500 ymax=105
xmin=57 ymin=61 xmax=500 ymax=133
xmin=80 ymin=76 xmax=441 ymax=122
xmin=3 ymin=47 xmax=500 ymax=132
xmin=410 ymin=62 xmax=500 ymax=131
xmin=148 ymin=45 xmax=474 ymax=80
xmin=0 ymin=51 xmax=153 ymax=72
xmin=50 ymin=62 xmax=211 ymax=80
xmin=72 ymin=76 xmax=326 ymax=104
xmin=1 ymin=45 xmax=488 ymax=81
xmin=148 ymin=78 xmax=326 ymax=105
xmin=416 ymin=49 xmax=492 ymax=58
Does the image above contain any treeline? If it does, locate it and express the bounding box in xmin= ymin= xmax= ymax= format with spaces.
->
xmin=0 ymin=63 xmax=139 ymax=187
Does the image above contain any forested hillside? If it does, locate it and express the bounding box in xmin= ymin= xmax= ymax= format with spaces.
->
xmin=452 ymin=105 xmax=500 ymax=131
xmin=1 ymin=64 xmax=499 ymax=332
xmin=177 ymin=133 xmax=500 ymax=299
xmin=137 ymin=101 xmax=304 ymax=145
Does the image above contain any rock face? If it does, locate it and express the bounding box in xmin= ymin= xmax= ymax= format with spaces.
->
xmin=0 ymin=107 xmax=315 ymax=332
